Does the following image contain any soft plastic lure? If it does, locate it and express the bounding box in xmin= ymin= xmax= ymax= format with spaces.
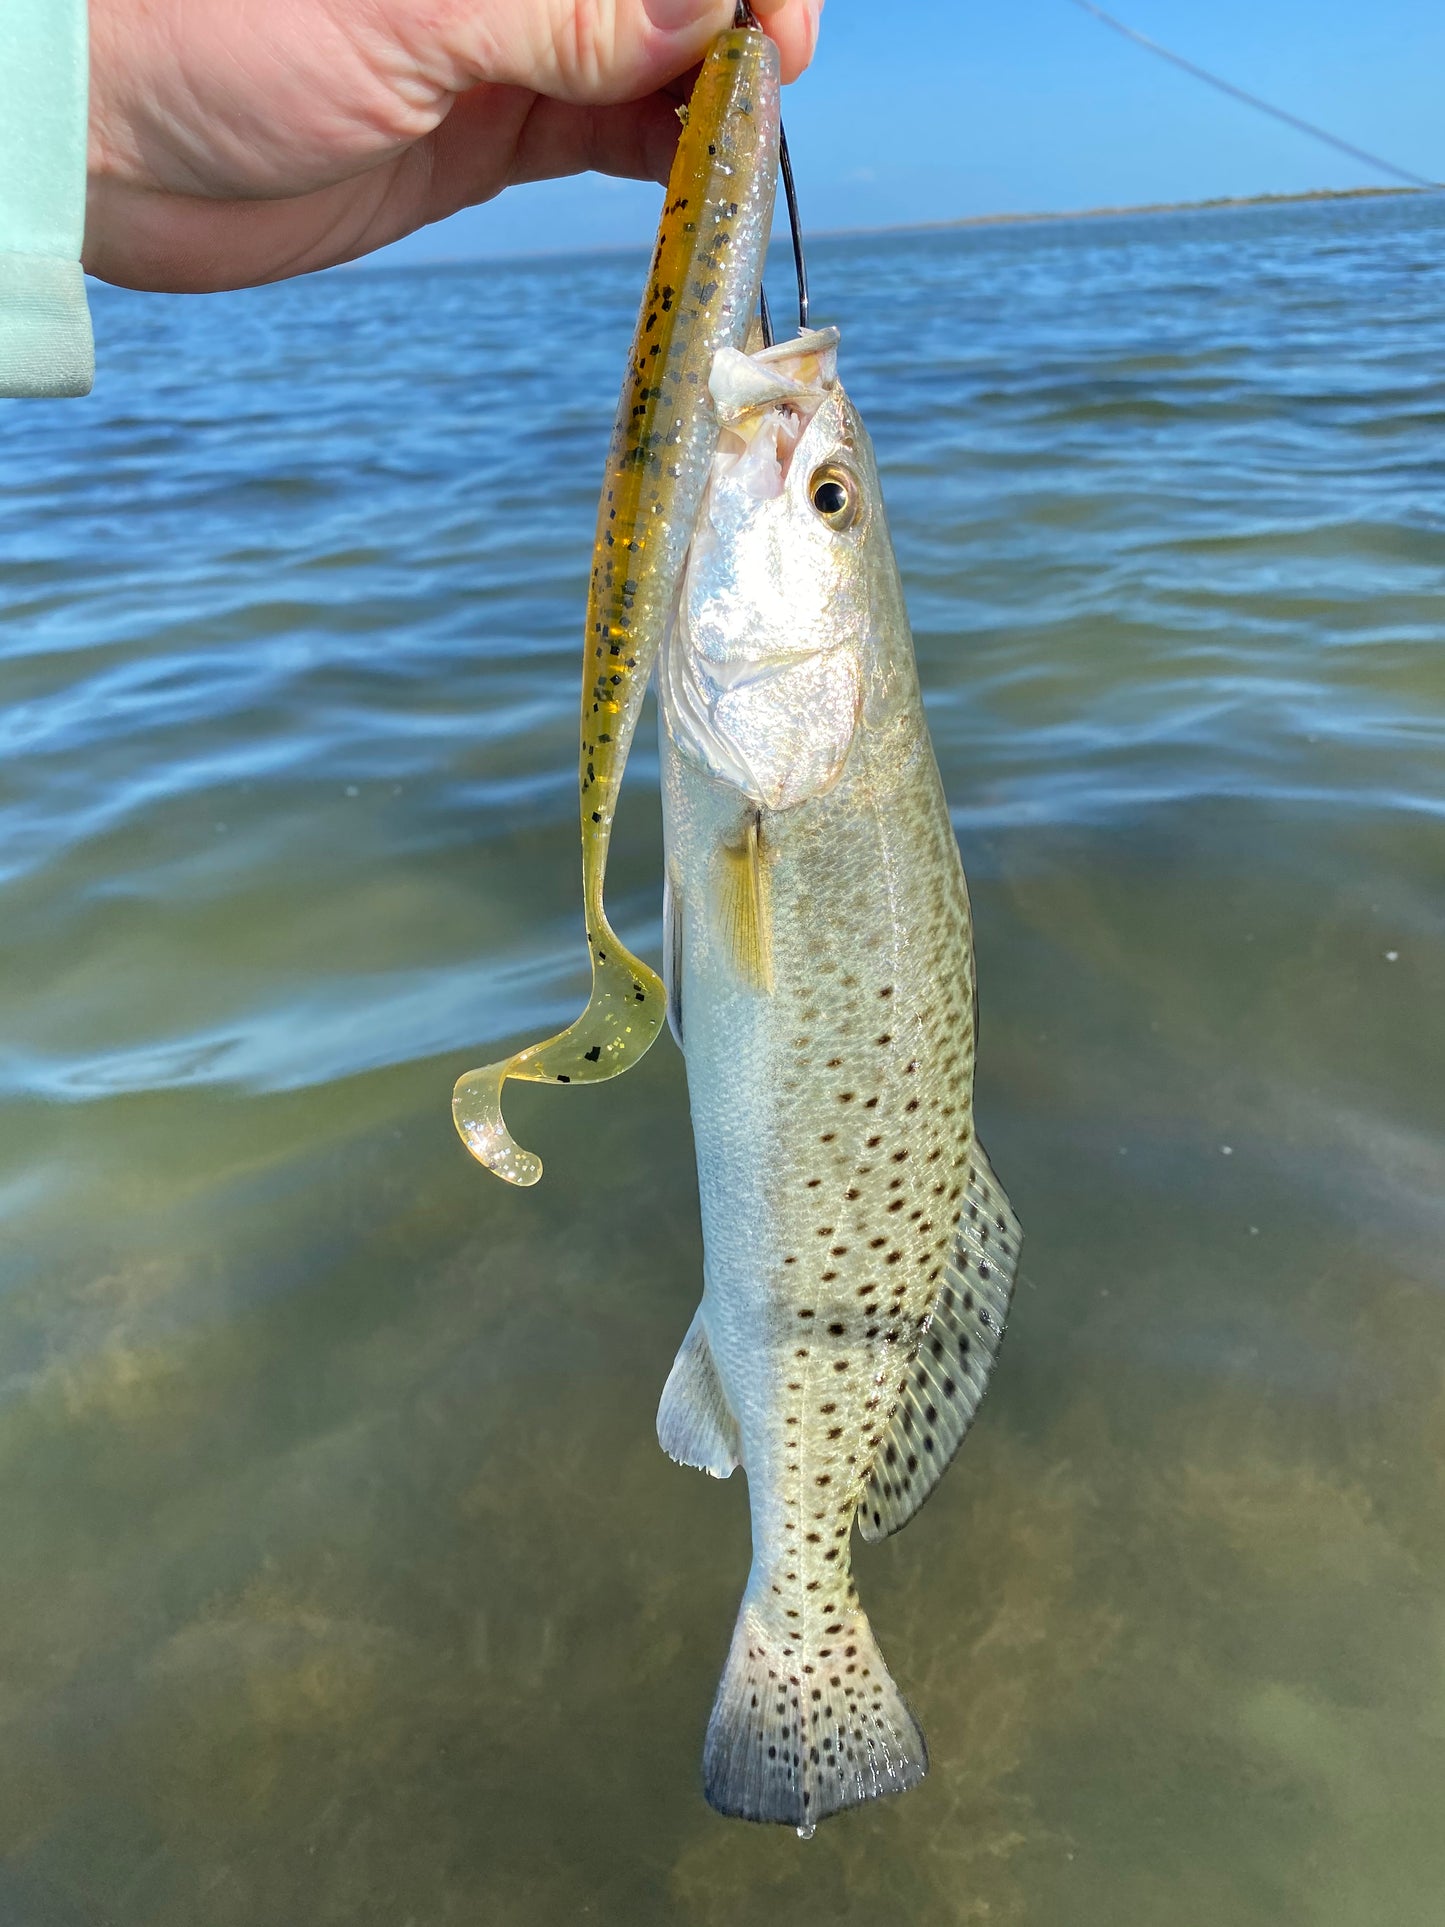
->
xmin=453 ymin=23 xmax=780 ymax=1185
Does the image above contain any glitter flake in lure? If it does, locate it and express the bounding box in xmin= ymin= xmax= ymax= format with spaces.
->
xmin=452 ymin=27 xmax=779 ymax=1185
xmin=656 ymin=330 xmax=1022 ymax=1828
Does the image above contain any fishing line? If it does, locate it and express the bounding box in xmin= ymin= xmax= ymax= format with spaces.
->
xmin=1066 ymin=0 xmax=1437 ymax=190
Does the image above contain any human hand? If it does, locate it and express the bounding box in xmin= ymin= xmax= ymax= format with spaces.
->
xmin=84 ymin=0 xmax=821 ymax=293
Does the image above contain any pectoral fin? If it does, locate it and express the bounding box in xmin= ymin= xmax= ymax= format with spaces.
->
xmin=859 ymin=1144 xmax=1020 ymax=1543
xmin=713 ymin=811 xmax=773 ymax=993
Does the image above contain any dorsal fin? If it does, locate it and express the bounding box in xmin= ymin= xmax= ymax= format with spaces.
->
xmin=858 ymin=1144 xmax=1020 ymax=1543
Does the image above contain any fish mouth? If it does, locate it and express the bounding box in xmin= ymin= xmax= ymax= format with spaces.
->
xmin=709 ymin=326 xmax=841 ymax=488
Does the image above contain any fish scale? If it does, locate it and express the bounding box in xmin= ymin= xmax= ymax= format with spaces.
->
xmin=657 ymin=330 xmax=1021 ymax=1827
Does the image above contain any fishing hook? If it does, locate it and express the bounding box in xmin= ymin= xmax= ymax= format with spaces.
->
xmin=777 ymin=122 xmax=809 ymax=334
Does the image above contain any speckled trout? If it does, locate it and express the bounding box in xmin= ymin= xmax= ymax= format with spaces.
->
xmin=657 ymin=328 xmax=1022 ymax=1829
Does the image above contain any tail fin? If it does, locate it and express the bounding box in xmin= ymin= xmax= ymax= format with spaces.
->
xmin=702 ymin=1593 xmax=927 ymax=1829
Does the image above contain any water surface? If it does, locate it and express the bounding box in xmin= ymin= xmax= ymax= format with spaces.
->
xmin=1 ymin=193 xmax=1443 ymax=1924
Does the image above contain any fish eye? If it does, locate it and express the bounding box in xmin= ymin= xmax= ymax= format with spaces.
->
xmin=808 ymin=463 xmax=861 ymax=532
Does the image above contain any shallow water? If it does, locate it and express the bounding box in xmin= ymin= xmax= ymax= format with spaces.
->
xmin=1 ymin=193 xmax=1443 ymax=1924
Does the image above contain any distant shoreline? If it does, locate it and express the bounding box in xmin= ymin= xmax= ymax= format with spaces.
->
xmin=871 ymin=183 xmax=1424 ymax=239
xmin=341 ymin=184 xmax=1429 ymax=274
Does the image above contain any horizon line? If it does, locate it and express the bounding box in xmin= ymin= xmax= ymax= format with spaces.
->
xmin=349 ymin=181 xmax=1429 ymax=274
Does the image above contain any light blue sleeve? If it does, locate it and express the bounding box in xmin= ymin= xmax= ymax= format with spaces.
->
xmin=0 ymin=0 xmax=94 ymax=398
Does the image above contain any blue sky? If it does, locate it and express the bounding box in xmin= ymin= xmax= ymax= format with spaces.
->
xmin=374 ymin=0 xmax=1444 ymax=264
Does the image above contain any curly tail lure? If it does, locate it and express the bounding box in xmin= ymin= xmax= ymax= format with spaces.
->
xmin=453 ymin=24 xmax=780 ymax=1184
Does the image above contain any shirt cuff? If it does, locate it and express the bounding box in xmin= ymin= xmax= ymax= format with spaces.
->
xmin=0 ymin=251 xmax=94 ymax=397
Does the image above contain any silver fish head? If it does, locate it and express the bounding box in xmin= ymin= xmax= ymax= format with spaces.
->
xmin=663 ymin=328 xmax=918 ymax=812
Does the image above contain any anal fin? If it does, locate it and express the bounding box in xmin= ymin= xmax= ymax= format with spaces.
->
xmin=859 ymin=1142 xmax=1020 ymax=1544
xmin=663 ymin=864 xmax=685 ymax=1050
xmin=657 ymin=1307 xmax=740 ymax=1478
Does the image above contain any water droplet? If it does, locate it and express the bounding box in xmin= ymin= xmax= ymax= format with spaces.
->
xmin=1385 ymin=950 xmax=1399 ymax=962
xmin=796 ymin=1822 xmax=816 ymax=1841
xmin=345 ymin=785 xmax=359 ymax=798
